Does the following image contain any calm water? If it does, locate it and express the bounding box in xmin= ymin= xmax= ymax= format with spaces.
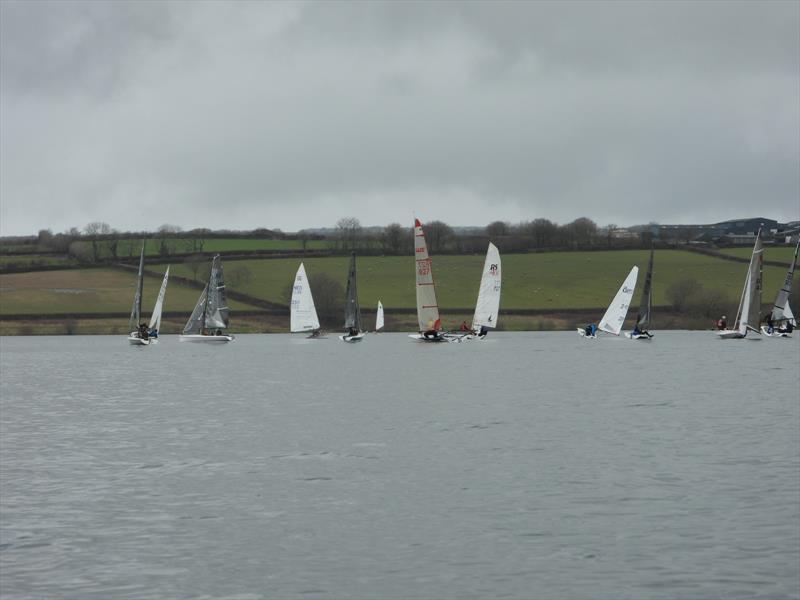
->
xmin=1 ymin=332 xmax=798 ymax=599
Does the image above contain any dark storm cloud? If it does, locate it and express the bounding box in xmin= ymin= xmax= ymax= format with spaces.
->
xmin=1 ymin=0 xmax=798 ymax=235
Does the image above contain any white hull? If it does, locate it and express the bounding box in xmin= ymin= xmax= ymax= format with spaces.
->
xmin=624 ymin=332 xmax=653 ymax=340
xmin=128 ymin=335 xmax=151 ymax=346
xmin=716 ymin=329 xmax=746 ymax=339
xmin=339 ymin=333 xmax=365 ymax=342
xmin=409 ymin=333 xmax=449 ymax=343
xmin=179 ymin=334 xmax=233 ymax=342
xmin=577 ymin=328 xmax=597 ymax=339
xmin=760 ymin=326 xmax=792 ymax=338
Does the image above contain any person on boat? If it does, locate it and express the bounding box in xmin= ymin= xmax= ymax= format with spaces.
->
xmin=347 ymin=327 xmax=358 ymax=338
xmin=478 ymin=325 xmax=489 ymax=338
xmin=460 ymin=321 xmax=470 ymax=332
xmin=778 ymin=320 xmax=794 ymax=334
xmin=716 ymin=315 xmax=727 ymax=330
xmin=309 ymin=329 xmax=321 ymax=338
xmin=215 ymin=329 xmax=222 ymax=336
xmin=764 ymin=313 xmax=774 ymax=334
xmin=584 ymin=323 xmax=597 ymax=337
xmin=423 ymin=329 xmax=440 ymax=340
xmin=138 ymin=323 xmax=149 ymax=340
xmin=148 ymin=328 xmax=158 ymax=339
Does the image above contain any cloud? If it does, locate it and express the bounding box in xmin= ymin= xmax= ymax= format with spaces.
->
xmin=1 ymin=0 xmax=798 ymax=235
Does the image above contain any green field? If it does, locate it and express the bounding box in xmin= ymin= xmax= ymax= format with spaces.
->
xmin=0 ymin=268 xmax=254 ymax=315
xmin=1 ymin=250 xmax=790 ymax=319
xmin=718 ymin=246 xmax=798 ymax=263
xmin=171 ymin=249 xmax=789 ymax=310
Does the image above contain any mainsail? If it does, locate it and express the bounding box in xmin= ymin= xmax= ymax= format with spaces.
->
xmin=733 ymin=229 xmax=763 ymax=335
xmin=635 ymin=247 xmax=654 ymax=329
xmin=770 ymin=241 xmax=799 ymax=323
xmin=343 ymin=252 xmax=362 ymax=332
xmin=414 ymin=219 xmax=442 ymax=332
xmin=291 ymin=263 xmax=320 ymax=332
xmin=599 ymin=266 xmax=639 ymax=336
xmin=472 ymin=242 xmax=502 ymax=330
xmin=376 ymin=301 xmax=384 ymax=332
xmin=182 ymin=255 xmax=230 ymax=334
xmin=148 ymin=266 xmax=170 ymax=333
xmin=128 ymin=242 xmax=145 ymax=332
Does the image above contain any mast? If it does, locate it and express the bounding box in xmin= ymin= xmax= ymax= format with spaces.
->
xmin=128 ymin=241 xmax=145 ymax=332
xmin=636 ymin=246 xmax=654 ymax=328
xmin=202 ymin=255 xmax=213 ymax=332
xmin=344 ymin=252 xmax=361 ymax=332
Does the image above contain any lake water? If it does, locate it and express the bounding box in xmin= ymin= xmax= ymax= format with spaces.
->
xmin=1 ymin=332 xmax=798 ymax=599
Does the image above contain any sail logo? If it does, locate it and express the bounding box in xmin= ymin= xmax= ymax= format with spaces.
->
xmin=415 ymin=246 xmax=426 ymax=254
xmin=489 ymin=263 xmax=498 ymax=276
xmin=623 ymin=286 xmax=632 ymax=293
xmin=417 ymin=259 xmax=431 ymax=276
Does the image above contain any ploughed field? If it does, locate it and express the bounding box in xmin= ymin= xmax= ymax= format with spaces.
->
xmin=0 ymin=250 xmax=790 ymax=318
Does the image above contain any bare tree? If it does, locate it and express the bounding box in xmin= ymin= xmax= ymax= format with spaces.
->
xmin=665 ymin=277 xmax=703 ymax=313
xmin=603 ymin=223 xmax=617 ymax=248
xmin=336 ymin=217 xmax=362 ymax=252
xmin=424 ymin=220 xmax=453 ymax=254
xmin=485 ymin=221 xmax=510 ymax=238
xmin=568 ymin=217 xmax=598 ymax=247
xmin=381 ymin=223 xmax=405 ymax=254
xmin=184 ymin=254 xmax=207 ymax=281
xmin=158 ymin=224 xmax=183 ymax=234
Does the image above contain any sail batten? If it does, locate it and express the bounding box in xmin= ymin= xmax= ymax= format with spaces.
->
xmin=598 ymin=266 xmax=639 ymax=335
xmin=770 ymin=241 xmax=799 ymax=322
xmin=414 ymin=219 xmax=442 ymax=332
xmin=182 ymin=255 xmax=230 ymax=335
xmin=148 ymin=266 xmax=170 ymax=333
xmin=291 ymin=263 xmax=321 ymax=332
xmin=472 ymin=243 xmax=502 ymax=330
xmin=343 ymin=253 xmax=362 ymax=331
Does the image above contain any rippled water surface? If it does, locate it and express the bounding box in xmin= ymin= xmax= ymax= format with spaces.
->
xmin=1 ymin=332 xmax=799 ymax=599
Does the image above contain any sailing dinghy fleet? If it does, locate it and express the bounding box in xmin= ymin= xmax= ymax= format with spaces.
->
xmin=126 ymin=224 xmax=798 ymax=344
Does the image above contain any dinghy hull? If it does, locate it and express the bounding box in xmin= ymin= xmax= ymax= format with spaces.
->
xmin=179 ymin=334 xmax=233 ymax=342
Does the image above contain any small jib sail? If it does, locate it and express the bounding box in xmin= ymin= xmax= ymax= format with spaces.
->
xmin=599 ymin=266 xmax=639 ymax=336
xmin=183 ymin=255 xmax=230 ymax=335
xmin=729 ymin=229 xmax=763 ymax=336
xmin=291 ymin=263 xmax=320 ymax=333
xmin=375 ymin=301 xmax=384 ymax=332
xmin=635 ymin=247 xmax=654 ymax=330
xmin=414 ymin=219 xmax=442 ymax=333
xmin=769 ymin=241 xmax=799 ymax=324
xmin=147 ymin=266 xmax=170 ymax=334
xmin=471 ymin=243 xmax=502 ymax=332
xmin=128 ymin=242 xmax=145 ymax=333
xmin=343 ymin=252 xmax=362 ymax=333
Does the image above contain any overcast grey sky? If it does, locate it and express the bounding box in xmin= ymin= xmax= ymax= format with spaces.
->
xmin=1 ymin=0 xmax=798 ymax=235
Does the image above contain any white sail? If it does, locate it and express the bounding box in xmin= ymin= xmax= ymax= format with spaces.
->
xmin=290 ymin=263 xmax=320 ymax=332
xmin=472 ymin=243 xmax=501 ymax=330
xmin=732 ymin=229 xmax=763 ymax=335
xmin=598 ymin=266 xmax=639 ymax=336
xmin=414 ymin=219 xmax=442 ymax=332
xmin=785 ymin=302 xmax=795 ymax=325
xmin=376 ymin=300 xmax=384 ymax=331
xmin=147 ymin=266 xmax=170 ymax=332
xmin=128 ymin=242 xmax=145 ymax=332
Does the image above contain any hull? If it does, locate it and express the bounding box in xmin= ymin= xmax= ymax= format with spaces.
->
xmin=716 ymin=329 xmax=745 ymax=339
xmin=179 ymin=334 xmax=233 ymax=343
xmin=624 ymin=332 xmax=653 ymax=340
xmin=577 ymin=328 xmax=597 ymax=339
xmin=409 ymin=333 xmax=448 ymax=343
xmin=128 ymin=335 xmax=150 ymax=346
xmin=339 ymin=333 xmax=365 ymax=342
xmin=760 ymin=326 xmax=792 ymax=338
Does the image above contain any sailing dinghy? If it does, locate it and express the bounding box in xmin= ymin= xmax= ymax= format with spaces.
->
xmin=127 ymin=243 xmax=170 ymax=345
xmin=761 ymin=240 xmax=798 ymax=337
xmin=409 ymin=218 xmax=447 ymax=342
xmin=339 ymin=252 xmax=365 ymax=342
xmin=578 ymin=266 xmax=639 ymax=338
xmin=375 ymin=301 xmax=384 ymax=333
xmin=625 ymin=247 xmax=654 ymax=339
xmin=291 ymin=263 xmax=324 ymax=338
xmin=450 ymin=243 xmax=502 ymax=341
xmin=717 ymin=229 xmax=763 ymax=340
xmin=180 ymin=254 xmax=234 ymax=342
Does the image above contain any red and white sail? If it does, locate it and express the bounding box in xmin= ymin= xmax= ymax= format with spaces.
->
xmin=414 ymin=219 xmax=442 ymax=332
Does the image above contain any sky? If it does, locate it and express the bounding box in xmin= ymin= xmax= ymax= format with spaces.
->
xmin=1 ymin=0 xmax=798 ymax=236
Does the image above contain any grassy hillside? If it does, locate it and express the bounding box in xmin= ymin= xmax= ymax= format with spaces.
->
xmin=1 ymin=249 xmax=790 ymax=320
xmin=718 ymin=246 xmax=797 ymax=264
xmin=0 ymin=268 xmax=254 ymax=315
